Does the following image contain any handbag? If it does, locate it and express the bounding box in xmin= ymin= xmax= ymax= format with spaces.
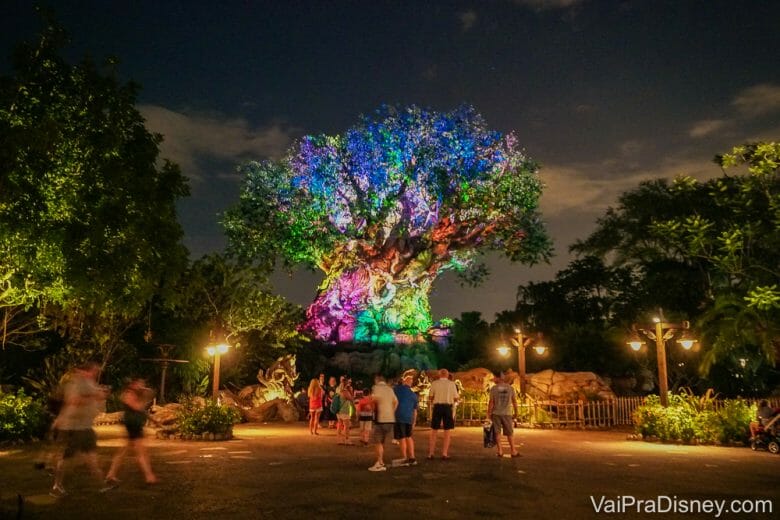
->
xmin=482 ymin=420 xmax=496 ymax=448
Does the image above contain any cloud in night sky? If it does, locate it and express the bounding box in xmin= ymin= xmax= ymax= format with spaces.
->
xmin=688 ymin=83 xmax=780 ymax=140
xmin=140 ymin=104 xmax=294 ymax=183
xmin=731 ymin=83 xmax=780 ymax=118
xmin=689 ymin=119 xmax=727 ymax=139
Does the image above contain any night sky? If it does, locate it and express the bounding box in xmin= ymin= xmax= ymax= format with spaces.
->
xmin=3 ymin=0 xmax=779 ymax=321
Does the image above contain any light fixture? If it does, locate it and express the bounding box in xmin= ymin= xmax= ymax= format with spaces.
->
xmin=533 ymin=345 xmax=547 ymax=355
xmin=496 ymin=345 xmax=511 ymax=357
xmin=676 ymin=330 xmax=696 ymax=350
xmin=627 ymin=329 xmax=644 ymax=351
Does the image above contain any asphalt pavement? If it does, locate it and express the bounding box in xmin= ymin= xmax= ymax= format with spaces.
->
xmin=0 ymin=423 xmax=777 ymax=519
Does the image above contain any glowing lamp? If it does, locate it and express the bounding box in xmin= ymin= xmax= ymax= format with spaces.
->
xmin=678 ymin=339 xmax=695 ymax=350
xmin=533 ymin=345 xmax=547 ymax=355
xmin=206 ymin=346 xmax=216 ymax=356
xmin=496 ymin=345 xmax=511 ymax=357
xmin=627 ymin=329 xmax=644 ymax=351
xmin=676 ymin=331 xmax=696 ymax=350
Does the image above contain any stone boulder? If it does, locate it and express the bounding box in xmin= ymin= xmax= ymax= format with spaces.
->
xmin=149 ymin=403 xmax=183 ymax=426
xmin=450 ymin=368 xmax=494 ymax=392
xmin=526 ymin=369 xmax=616 ymax=401
xmin=242 ymin=398 xmax=299 ymax=423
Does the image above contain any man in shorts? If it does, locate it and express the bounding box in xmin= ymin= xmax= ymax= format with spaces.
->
xmin=368 ymin=374 xmax=397 ymax=472
xmin=51 ymin=362 xmax=110 ymax=497
xmin=393 ymin=374 xmax=418 ymax=465
xmin=487 ymin=372 xmax=520 ymax=457
xmin=427 ymin=368 xmax=459 ymax=460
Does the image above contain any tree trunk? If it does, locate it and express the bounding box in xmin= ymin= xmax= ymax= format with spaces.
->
xmin=303 ymin=260 xmax=435 ymax=344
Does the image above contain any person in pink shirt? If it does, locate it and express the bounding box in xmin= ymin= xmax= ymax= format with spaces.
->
xmin=307 ymin=378 xmax=323 ymax=435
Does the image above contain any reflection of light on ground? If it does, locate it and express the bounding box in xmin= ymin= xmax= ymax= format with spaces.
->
xmin=0 ymin=449 xmax=22 ymax=457
xmin=23 ymin=495 xmax=57 ymax=506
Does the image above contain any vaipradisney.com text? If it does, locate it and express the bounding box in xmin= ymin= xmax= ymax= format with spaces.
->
xmin=590 ymin=495 xmax=773 ymax=517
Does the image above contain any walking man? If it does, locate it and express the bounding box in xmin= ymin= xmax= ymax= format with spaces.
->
xmin=368 ymin=374 xmax=397 ymax=472
xmin=393 ymin=374 xmax=418 ymax=466
xmin=427 ymin=368 xmax=459 ymax=460
xmin=50 ymin=362 xmax=110 ymax=497
xmin=487 ymin=372 xmax=520 ymax=457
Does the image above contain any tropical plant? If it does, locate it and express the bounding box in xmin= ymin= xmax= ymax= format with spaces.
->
xmin=177 ymin=398 xmax=241 ymax=436
xmin=632 ymin=390 xmax=754 ymax=444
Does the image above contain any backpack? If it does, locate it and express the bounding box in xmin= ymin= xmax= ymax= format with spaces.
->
xmin=330 ymin=393 xmax=342 ymax=414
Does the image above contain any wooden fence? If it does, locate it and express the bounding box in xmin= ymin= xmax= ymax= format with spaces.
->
xmin=417 ymin=396 xmax=780 ymax=429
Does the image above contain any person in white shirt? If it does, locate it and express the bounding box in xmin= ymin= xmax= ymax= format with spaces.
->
xmin=368 ymin=374 xmax=398 ymax=472
xmin=427 ymin=369 xmax=459 ymax=460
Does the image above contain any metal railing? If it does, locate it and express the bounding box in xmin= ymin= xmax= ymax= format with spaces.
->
xmin=416 ymin=396 xmax=780 ymax=429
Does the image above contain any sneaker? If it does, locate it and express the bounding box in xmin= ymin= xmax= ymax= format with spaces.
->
xmin=391 ymin=458 xmax=408 ymax=467
xmin=407 ymin=458 xmax=417 ymax=466
xmin=100 ymin=477 xmax=120 ymax=493
xmin=368 ymin=462 xmax=387 ymax=472
xmin=49 ymin=485 xmax=67 ymax=498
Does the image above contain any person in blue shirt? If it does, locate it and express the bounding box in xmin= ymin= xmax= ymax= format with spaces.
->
xmin=393 ymin=374 xmax=419 ymax=465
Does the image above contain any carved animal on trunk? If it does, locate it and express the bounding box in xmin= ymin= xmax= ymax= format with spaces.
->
xmin=237 ymin=355 xmax=299 ymax=406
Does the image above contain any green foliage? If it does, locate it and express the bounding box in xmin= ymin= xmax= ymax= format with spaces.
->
xmin=632 ymin=391 xmax=754 ymax=444
xmin=571 ymin=142 xmax=780 ymax=392
xmin=0 ymin=388 xmax=50 ymax=442
xmin=512 ymin=257 xmax=643 ymax=376
xmin=176 ymin=398 xmax=241 ymax=436
xmin=0 ymin=17 xmax=189 ymax=350
xmin=457 ymin=389 xmax=488 ymax=419
xmin=715 ymin=399 xmax=754 ymax=444
xmin=173 ymin=254 xmax=305 ymax=387
xmin=443 ymin=312 xmax=490 ymax=369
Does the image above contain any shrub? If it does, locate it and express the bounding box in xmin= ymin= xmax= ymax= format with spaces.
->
xmin=632 ymin=395 xmax=664 ymax=438
xmin=457 ymin=389 xmax=488 ymax=420
xmin=716 ymin=400 xmax=753 ymax=444
xmin=0 ymin=389 xmax=50 ymax=442
xmin=633 ymin=391 xmax=754 ymax=445
xmin=177 ymin=399 xmax=241 ymax=436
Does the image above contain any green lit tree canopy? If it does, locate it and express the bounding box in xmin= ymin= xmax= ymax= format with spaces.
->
xmin=225 ymin=105 xmax=550 ymax=344
xmin=0 ymin=21 xmax=189 ymax=323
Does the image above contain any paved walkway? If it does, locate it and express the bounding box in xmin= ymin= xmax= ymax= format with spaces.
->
xmin=0 ymin=424 xmax=777 ymax=519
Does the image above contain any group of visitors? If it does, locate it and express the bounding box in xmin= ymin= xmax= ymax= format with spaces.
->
xmin=47 ymin=362 xmax=157 ymax=498
xmin=306 ymin=368 xmax=521 ymax=471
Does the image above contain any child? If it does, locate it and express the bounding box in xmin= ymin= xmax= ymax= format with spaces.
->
xmin=356 ymin=387 xmax=375 ymax=446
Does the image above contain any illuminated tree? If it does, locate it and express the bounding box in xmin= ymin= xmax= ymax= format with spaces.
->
xmin=225 ymin=106 xmax=550 ymax=344
xmin=0 ymin=18 xmax=188 ymax=359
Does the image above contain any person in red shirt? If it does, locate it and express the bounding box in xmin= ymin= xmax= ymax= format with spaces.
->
xmin=356 ymin=388 xmax=375 ymax=446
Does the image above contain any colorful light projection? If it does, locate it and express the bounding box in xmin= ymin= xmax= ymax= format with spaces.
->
xmin=226 ymin=106 xmax=550 ymax=344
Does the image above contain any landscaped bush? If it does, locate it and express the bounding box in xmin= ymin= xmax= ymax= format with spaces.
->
xmin=0 ymin=389 xmax=50 ymax=442
xmin=633 ymin=390 xmax=755 ymax=445
xmin=715 ymin=399 xmax=753 ymax=444
xmin=457 ymin=389 xmax=488 ymax=420
xmin=177 ymin=398 xmax=241 ymax=437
